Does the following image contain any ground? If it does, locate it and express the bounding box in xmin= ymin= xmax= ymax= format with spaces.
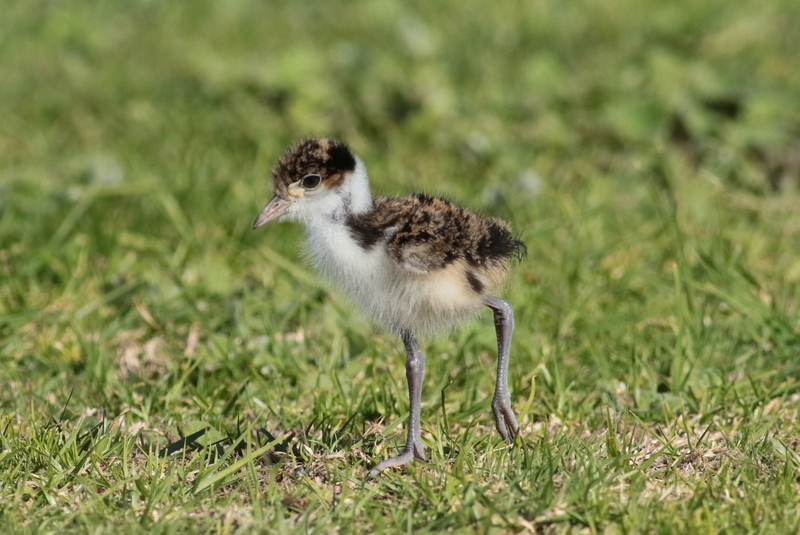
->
xmin=1 ymin=0 xmax=800 ymax=533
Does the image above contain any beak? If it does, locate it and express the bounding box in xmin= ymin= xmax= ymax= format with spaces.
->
xmin=253 ymin=195 xmax=294 ymax=229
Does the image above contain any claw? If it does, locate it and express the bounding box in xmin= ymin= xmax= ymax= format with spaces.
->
xmin=368 ymin=441 xmax=427 ymax=477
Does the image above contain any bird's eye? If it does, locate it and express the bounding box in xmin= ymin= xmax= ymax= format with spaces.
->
xmin=301 ymin=174 xmax=322 ymax=189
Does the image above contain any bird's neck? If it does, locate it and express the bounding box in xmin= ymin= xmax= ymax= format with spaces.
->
xmin=303 ymin=157 xmax=373 ymax=230
xmin=344 ymin=157 xmax=373 ymax=215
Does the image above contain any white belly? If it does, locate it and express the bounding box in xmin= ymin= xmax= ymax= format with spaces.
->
xmin=305 ymin=224 xmax=483 ymax=336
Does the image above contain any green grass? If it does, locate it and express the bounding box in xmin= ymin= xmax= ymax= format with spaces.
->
xmin=2 ymin=0 xmax=800 ymax=532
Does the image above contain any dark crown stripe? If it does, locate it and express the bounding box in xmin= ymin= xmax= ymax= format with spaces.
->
xmin=326 ymin=142 xmax=357 ymax=173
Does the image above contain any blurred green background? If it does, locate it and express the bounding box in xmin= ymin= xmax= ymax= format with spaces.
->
xmin=2 ymin=0 xmax=800 ymax=532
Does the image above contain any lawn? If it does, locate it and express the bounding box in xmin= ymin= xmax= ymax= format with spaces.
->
xmin=2 ymin=0 xmax=800 ymax=533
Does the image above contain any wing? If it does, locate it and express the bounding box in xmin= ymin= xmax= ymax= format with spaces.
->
xmin=347 ymin=194 xmax=524 ymax=275
xmin=384 ymin=194 xmax=483 ymax=274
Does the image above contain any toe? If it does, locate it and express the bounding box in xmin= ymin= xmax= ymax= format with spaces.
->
xmin=492 ymin=397 xmax=519 ymax=443
xmin=368 ymin=449 xmax=416 ymax=477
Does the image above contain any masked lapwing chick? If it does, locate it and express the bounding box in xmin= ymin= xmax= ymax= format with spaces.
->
xmin=253 ymin=138 xmax=525 ymax=476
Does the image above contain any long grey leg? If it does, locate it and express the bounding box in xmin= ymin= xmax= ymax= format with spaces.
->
xmin=484 ymin=295 xmax=519 ymax=442
xmin=368 ymin=331 xmax=427 ymax=476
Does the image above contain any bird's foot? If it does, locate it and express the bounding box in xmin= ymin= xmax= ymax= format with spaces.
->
xmin=368 ymin=440 xmax=427 ymax=477
xmin=492 ymin=395 xmax=520 ymax=443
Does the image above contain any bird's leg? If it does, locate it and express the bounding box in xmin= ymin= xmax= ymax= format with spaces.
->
xmin=368 ymin=331 xmax=427 ymax=476
xmin=484 ymin=295 xmax=519 ymax=442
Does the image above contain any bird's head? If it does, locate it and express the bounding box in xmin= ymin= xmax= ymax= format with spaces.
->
xmin=253 ymin=138 xmax=370 ymax=229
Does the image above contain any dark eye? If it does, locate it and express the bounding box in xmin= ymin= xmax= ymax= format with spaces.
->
xmin=301 ymin=174 xmax=322 ymax=189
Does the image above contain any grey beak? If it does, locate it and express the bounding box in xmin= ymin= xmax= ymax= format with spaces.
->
xmin=253 ymin=196 xmax=294 ymax=229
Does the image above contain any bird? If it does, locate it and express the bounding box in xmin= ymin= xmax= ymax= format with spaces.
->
xmin=253 ymin=138 xmax=525 ymax=476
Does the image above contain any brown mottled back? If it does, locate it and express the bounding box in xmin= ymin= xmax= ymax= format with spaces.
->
xmin=346 ymin=193 xmax=526 ymax=275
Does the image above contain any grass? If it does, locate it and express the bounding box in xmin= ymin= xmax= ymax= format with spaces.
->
xmin=1 ymin=0 xmax=800 ymax=532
